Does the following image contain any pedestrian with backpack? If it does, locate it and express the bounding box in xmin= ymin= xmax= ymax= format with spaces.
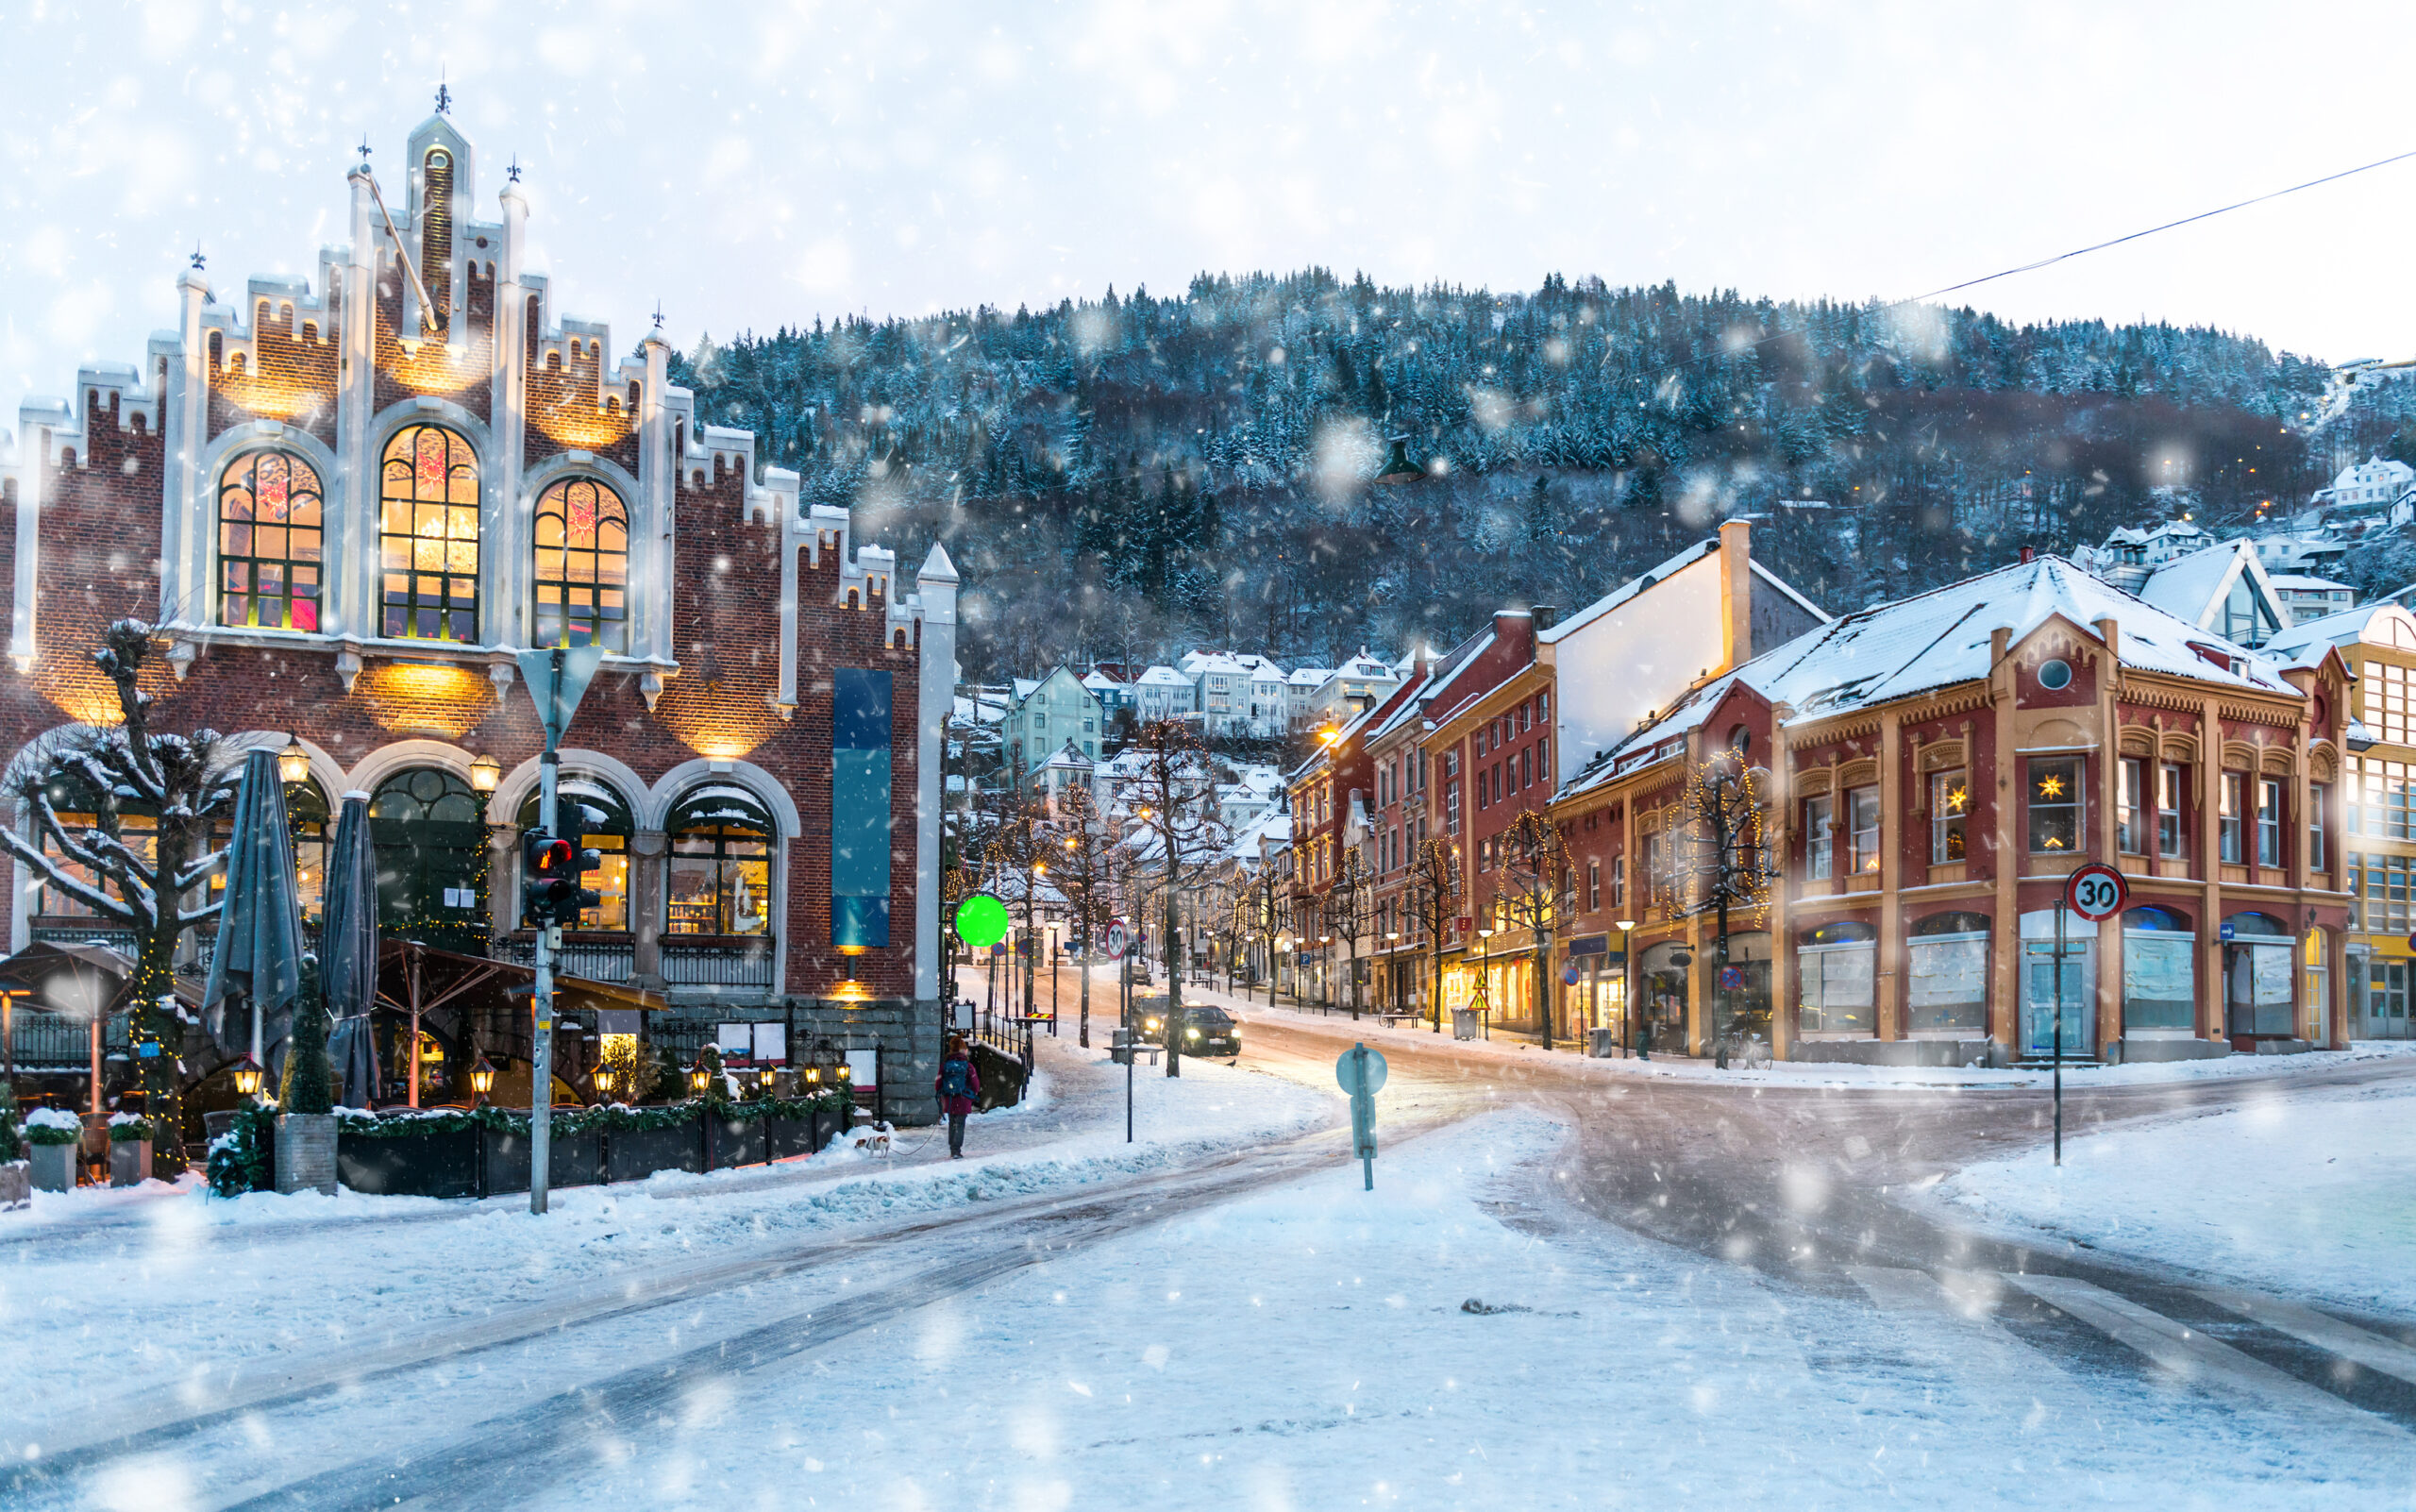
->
xmin=935 ymin=1035 xmax=981 ymax=1158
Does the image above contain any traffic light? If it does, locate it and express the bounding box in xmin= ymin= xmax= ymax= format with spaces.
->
xmin=523 ymin=829 xmax=574 ymax=926
xmin=558 ymin=800 xmax=606 ymax=924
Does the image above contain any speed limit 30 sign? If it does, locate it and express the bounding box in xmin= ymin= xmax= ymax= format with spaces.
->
xmin=2065 ymin=863 xmax=2128 ymax=922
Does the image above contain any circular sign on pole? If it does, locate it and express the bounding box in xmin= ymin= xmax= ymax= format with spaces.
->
xmin=1335 ymin=1045 xmax=1389 ymax=1096
xmin=2064 ymin=863 xmax=2127 ymax=923
xmin=954 ymin=892 xmax=1010 ymax=949
xmin=1101 ymin=918 xmax=1130 ymax=960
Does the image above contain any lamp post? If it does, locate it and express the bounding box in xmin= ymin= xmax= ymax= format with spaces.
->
xmin=1476 ymin=927 xmax=1495 ymax=1040
xmin=1385 ymin=932 xmax=1401 ymax=1014
xmin=689 ymin=1060 xmax=712 ymax=1098
xmin=276 ymin=735 xmax=311 ymax=787
xmin=468 ymin=752 xmax=501 ymax=797
xmin=231 ymin=1052 xmax=265 ymax=1103
xmin=469 ymin=1055 xmax=496 ymax=1107
xmin=593 ymin=1064 xmax=616 ymax=1101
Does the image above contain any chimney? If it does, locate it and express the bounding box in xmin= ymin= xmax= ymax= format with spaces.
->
xmin=1717 ymin=517 xmax=1753 ymax=674
xmin=2094 ymin=615 xmax=2120 ymax=660
xmin=1532 ymin=604 xmax=1559 ymax=631
xmin=2020 ymin=546 xmax=2036 ymax=564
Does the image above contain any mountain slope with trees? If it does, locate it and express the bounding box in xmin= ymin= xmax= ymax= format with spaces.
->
xmin=668 ymin=272 xmax=2416 ymax=674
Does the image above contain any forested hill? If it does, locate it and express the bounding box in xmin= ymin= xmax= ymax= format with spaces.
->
xmin=666 ymin=271 xmax=2413 ymax=678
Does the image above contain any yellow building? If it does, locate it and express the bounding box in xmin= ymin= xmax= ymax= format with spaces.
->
xmin=2268 ymin=600 xmax=2416 ymax=1039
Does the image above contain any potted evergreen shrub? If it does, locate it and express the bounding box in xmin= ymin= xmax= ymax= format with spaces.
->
xmin=276 ymin=996 xmax=339 ymax=1196
xmin=107 ymin=1113 xmax=154 ymax=1187
xmin=23 ymin=1108 xmax=80 ymax=1192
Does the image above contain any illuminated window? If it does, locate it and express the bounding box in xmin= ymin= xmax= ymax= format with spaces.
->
xmin=2027 ymin=757 xmax=2079 ymax=853
xmin=1848 ymin=786 xmax=1882 ymax=872
xmin=667 ymin=785 xmax=774 ymax=936
xmin=533 ymin=477 xmax=629 ymax=652
xmin=218 ymin=449 xmax=324 ymax=630
xmin=379 ymin=425 xmax=479 ymax=640
xmin=1929 ymin=770 xmax=1968 ymax=863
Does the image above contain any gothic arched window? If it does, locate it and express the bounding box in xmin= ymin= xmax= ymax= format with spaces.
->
xmin=532 ymin=477 xmax=629 ymax=652
xmin=379 ymin=425 xmax=479 ymax=640
xmin=218 ymin=449 xmax=324 ymax=630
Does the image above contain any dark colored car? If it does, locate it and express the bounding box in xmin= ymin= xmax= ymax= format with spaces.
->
xmin=1138 ymin=1004 xmax=1241 ymax=1057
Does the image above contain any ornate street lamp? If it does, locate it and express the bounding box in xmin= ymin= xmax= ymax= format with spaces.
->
xmin=593 ymin=1064 xmax=616 ymax=1100
xmin=689 ymin=1061 xmax=713 ymax=1096
xmin=230 ymin=1053 xmax=264 ymax=1101
xmin=276 ymin=735 xmax=310 ymax=786
xmin=469 ymin=1055 xmax=496 ymax=1103
xmin=468 ymin=753 xmax=502 ymax=795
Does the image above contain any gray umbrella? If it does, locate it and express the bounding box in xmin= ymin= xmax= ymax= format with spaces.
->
xmin=201 ymin=748 xmax=305 ymax=1069
xmin=320 ymin=790 xmax=380 ymax=1108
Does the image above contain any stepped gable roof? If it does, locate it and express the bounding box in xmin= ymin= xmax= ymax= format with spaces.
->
xmin=1566 ymin=555 xmax=2296 ymax=799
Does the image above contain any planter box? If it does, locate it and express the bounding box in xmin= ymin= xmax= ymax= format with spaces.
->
xmin=548 ymin=1127 xmax=602 ymax=1190
xmin=479 ymin=1126 xmax=530 ymax=1196
xmin=764 ymin=1116 xmax=816 ymax=1161
xmin=603 ymin=1117 xmax=704 ymax=1184
xmin=0 ymin=1161 xmax=29 ymax=1209
xmin=109 ymin=1139 xmax=152 ymax=1187
xmin=275 ymin=1113 xmax=339 ymax=1196
xmin=707 ymin=1116 xmax=766 ymax=1170
xmin=339 ymin=1126 xmax=481 ymax=1199
xmin=26 ymin=1143 xmax=75 ymax=1192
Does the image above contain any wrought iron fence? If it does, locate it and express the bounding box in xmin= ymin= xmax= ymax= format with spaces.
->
xmin=970 ymin=1000 xmax=1034 ymax=1074
xmin=7 ymin=1009 xmax=126 ymax=1069
xmin=495 ymin=935 xmax=636 ymax=983
xmin=663 ymin=938 xmax=775 ymax=988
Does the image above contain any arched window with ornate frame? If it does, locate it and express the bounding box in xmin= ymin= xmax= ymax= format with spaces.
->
xmin=217 ymin=449 xmax=324 ymax=630
xmin=379 ymin=425 xmax=479 ymax=641
xmin=532 ymin=476 xmax=629 ymax=652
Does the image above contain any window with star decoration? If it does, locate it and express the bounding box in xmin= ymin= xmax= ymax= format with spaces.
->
xmin=2028 ymin=756 xmax=2081 ymax=853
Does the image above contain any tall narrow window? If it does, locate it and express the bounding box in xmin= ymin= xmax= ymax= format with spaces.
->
xmin=533 ymin=477 xmax=630 ymax=651
xmin=379 ymin=425 xmax=479 ymax=640
xmin=2119 ymin=758 xmax=2146 ymax=854
xmin=419 ymin=148 xmax=454 ymax=332
xmin=1928 ymin=769 xmax=1968 ymax=863
xmin=2310 ymin=782 xmax=2329 ymax=873
xmin=218 ymin=449 xmax=323 ymax=630
xmin=2221 ymin=772 xmax=2245 ymax=864
xmin=2257 ymin=778 xmax=2284 ymax=868
xmin=1849 ymin=786 xmax=1882 ymax=874
xmin=2159 ymin=762 xmax=2186 ymax=858
xmin=1805 ymin=795 xmax=1835 ymax=881
xmin=1610 ymin=855 xmax=1626 ymax=908
xmin=2028 ymin=757 xmax=2080 ymax=853
xmin=1587 ymin=860 xmax=1601 ymax=913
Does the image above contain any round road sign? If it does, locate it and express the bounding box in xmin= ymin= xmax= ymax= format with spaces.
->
xmin=954 ymin=892 xmax=1010 ymax=949
xmin=1335 ymin=1044 xmax=1389 ymax=1097
xmin=2065 ymin=863 xmax=2127 ymax=923
xmin=1100 ymin=918 xmax=1130 ymax=959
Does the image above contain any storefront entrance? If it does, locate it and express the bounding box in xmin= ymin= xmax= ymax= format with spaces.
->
xmin=370 ymin=768 xmax=488 ymax=955
xmin=2020 ymin=910 xmax=2093 ymax=1060
xmin=1637 ymin=941 xmax=1691 ymax=1050
xmin=2223 ymin=912 xmax=2295 ymax=1041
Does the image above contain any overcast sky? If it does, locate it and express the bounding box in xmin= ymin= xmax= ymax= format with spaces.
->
xmin=5 ymin=0 xmax=2411 ymax=433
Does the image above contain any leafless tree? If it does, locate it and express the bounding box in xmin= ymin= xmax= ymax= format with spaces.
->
xmin=2 ymin=621 xmax=232 ymax=1175
xmin=1323 ymin=847 xmax=1375 ymax=1019
xmin=1492 ymin=808 xmax=1578 ymax=1052
xmin=1120 ymin=719 xmax=1229 ymax=1077
xmin=1402 ymin=836 xmax=1461 ymax=1033
xmin=1048 ymin=782 xmax=1120 ymax=1049
xmin=1677 ymin=747 xmax=1776 ymax=1064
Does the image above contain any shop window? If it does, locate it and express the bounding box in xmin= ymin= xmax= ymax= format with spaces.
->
xmin=2257 ymin=779 xmax=2284 ymax=868
xmin=1848 ymin=786 xmax=1882 ymax=873
xmin=1928 ymin=770 xmax=1968 ymax=863
xmin=217 ymin=449 xmax=324 ymax=630
xmin=1805 ymin=795 xmax=1834 ymax=881
xmin=2220 ymin=772 xmax=2245 ymax=863
xmin=667 ymin=785 xmax=774 ymax=936
xmin=2121 ymin=905 xmax=2194 ymax=1032
xmin=1798 ymin=921 xmax=1876 ymax=1034
xmin=2158 ymin=763 xmax=2187 ymax=859
xmin=516 ymin=780 xmax=634 ymax=931
xmin=2028 ymin=757 xmax=2080 ymax=853
xmin=379 ymin=424 xmax=479 ymax=640
xmin=1907 ymin=912 xmax=1988 ymax=1033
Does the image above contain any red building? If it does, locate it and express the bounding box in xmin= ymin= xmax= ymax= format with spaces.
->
xmin=0 ymin=109 xmax=956 ymax=1111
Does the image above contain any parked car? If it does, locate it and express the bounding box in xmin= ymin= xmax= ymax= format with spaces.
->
xmin=1139 ymin=1004 xmax=1240 ymax=1058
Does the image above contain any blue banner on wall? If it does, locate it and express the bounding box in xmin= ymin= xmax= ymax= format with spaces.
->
xmin=831 ymin=667 xmax=892 ymax=949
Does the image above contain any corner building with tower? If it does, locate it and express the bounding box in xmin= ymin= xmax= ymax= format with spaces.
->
xmin=0 ymin=109 xmax=957 ymax=1116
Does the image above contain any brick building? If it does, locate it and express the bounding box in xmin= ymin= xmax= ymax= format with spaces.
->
xmin=0 ymin=109 xmax=955 ymax=1112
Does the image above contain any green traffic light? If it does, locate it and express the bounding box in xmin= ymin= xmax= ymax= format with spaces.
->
xmin=954 ymin=892 xmax=1009 ymax=949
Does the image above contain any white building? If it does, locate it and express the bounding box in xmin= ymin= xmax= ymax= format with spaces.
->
xmin=2270 ymin=573 xmax=2358 ymax=623
xmin=2077 ymin=520 xmax=2215 ymax=591
xmin=1132 ymin=664 xmax=1197 ymax=723
xmin=1003 ymin=666 xmax=1105 ymax=773
xmin=1301 ymin=647 xmax=1402 ymax=730
xmin=2312 ymin=454 xmax=2416 ymax=514
xmin=1285 ymin=665 xmax=1334 ymax=733
xmin=1191 ymin=652 xmax=1256 ymax=739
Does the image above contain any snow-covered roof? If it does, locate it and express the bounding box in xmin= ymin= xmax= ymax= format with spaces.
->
xmin=1330 ymin=649 xmax=1396 ymax=680
xmin=1081 ymin=669 xmax=1127 ymax=691
xmin=1288 ymin=666 xmax=1333 ymax=686
xmin=2136 ymin=542 xmax=2287 ymax=632
xmin=1136 ymin=664 xmax=1192 ymax=687
xmin=1012 ymin=678 xmax=1042 ymax=701
xmin=1191 ymin=653 xmax=1250 ymax=678
xmin=1569 ymin=555 xmax=2299 ymax=798
xmin=2261 ymin=599 xmax=2416 ymax=664
xmin=1038 ymin=740 xmax=1094 ymax=770
xmin=1234 ymin=653 xmax=1284 ymax=677
xmin=2268 ymin=574 xmax=2353 ymax=592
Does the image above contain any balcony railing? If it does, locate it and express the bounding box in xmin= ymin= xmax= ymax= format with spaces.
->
xmin=31 ymin=921 xmax=141 ymax=956
xmin=495 ymin=934 xmax=637 ymax=983
xmin=8 ymin=1009 xmax=126 ymax=1068
xmin=663 ymin=936 xmax=776 ymax=989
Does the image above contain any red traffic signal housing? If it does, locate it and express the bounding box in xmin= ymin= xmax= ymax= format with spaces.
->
xmin=521 ymin=831 xmax=599 ymax=926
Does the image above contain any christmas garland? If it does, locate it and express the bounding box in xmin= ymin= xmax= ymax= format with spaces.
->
xmin=330 ymin=1091 xmax=853 ymax=1142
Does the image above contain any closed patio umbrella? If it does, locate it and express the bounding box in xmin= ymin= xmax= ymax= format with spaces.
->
xmin=200 ymin=748 xmax=305 ymax=1073
xmin=320 ymin=790 xmax=380 ymax=1108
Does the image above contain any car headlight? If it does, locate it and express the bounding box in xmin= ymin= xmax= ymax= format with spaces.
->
xmin=1145 ymin=1017 xmax=1161 ymax=1031
xmin=1186 ymin=1027 xmax=1200 ymax=1040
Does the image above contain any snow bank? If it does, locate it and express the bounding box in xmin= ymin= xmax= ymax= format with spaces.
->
xmin=1938 ymin=1082 xmax=2416 ymax=1320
